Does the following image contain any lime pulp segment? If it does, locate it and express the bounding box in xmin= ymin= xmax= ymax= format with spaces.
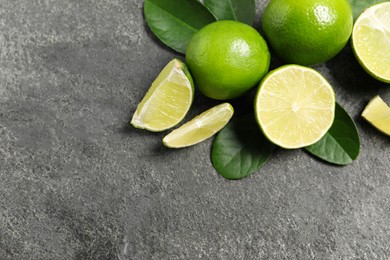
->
xmin=255 ymin=65 xmax=336 ymax=149
xmin=131 ymin=59 xmax=194 ymax=132
xmin=163 ymin=103 xmax=234 ymax=148
xmin=361 ymin=95 xmax=390 ymax=136
xmin=352 ymin=2 xmax=390 ymax=82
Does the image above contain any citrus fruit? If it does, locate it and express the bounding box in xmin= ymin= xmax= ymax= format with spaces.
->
xmin=255 ymin=65 xmax=336 ymax=149
xmin=352 ymin=2 xmax=390 ymax=83
xmin=131 ymin=59 xmax=194 ymax=132
xmin=186 ymin=20 xmax=270 ymax=100
xmin=361 ymin=95 xmax=390 ymax=136
xmin=262 ymin=0 xmax=353 ymax=66
xmin=163 ymin=103 xmax=234 ymax=148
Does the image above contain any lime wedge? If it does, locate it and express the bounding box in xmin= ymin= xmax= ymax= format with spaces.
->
xmin=352 ymin=2 xmax=390 ymax=83
xmin=362 ymin=95 xmax=390 ymax=136
xmin=163 ymin=103 xmax=234 ymax=148
xmin=131 ymin=59 xmax=194 ymax=132
xmin=255 ymin=65 xmax=336 ymax=149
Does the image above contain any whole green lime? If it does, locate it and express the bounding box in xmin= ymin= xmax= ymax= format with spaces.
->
xmin=186 ymin=20 xmax=270 ymax=100
xmin=262 ymin=0 xmax=353 ymax=66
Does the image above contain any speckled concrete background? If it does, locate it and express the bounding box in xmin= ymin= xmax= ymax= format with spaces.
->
xmin=0 ymin=0 xmax=389 ymax=259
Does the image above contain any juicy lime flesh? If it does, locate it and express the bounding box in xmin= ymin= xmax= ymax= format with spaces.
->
xmin=163 ymin=103 xmax=234 ymax=148
xmin=362 ymin=95 xmax=390 ymax=136
xmin=352 ymin=2 xmax=390 ymax=82
xmin=255 ymin=65 xmax=335 ymax=149
xmin=262 ymin=0 xmax=353 ymax=66
xmin=131 ymin=59 xmax=193 ymax=131
xmin=186 ymin=20 xmax=270 ymax=100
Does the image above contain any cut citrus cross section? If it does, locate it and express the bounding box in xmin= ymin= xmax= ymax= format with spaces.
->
xmin=352 ymin=2 xmax=390 ymax=83
xmin=255 ymin=65 xmax=336 ymax=149
xmin=361 ymin=95 xmax=390 ymax=136
xmin=131 ymin=59 xmax=194 ymax=132
xmin=163 ymin=103 xmax=234 ymax=148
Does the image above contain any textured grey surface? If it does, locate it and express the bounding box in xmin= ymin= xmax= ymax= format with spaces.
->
xmin=0 ymin=0 xmax=390 ymax=259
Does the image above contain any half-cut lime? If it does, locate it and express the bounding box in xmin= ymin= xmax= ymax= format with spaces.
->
xmin=255 ymin=65 xmax=336 ymax=149
xmin=131 ymin=59 xmax=194 ymax=132
xmin=163 ymin=103 xmax=234 ymax=148
xmin=361 ymin=95 xmax=390 ymax=136
xmin=352 ymin=2 xmax=390 ymax=83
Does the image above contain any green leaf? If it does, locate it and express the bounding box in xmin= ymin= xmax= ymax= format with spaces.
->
xmin=305 ymin=103 xmax=360 ymax=165
xmin=204 ymin=0 xmax=256 ymax=25
xmin=212 ymin=114 xmax=275 ymax=180
xmin=348 ymin=0 xmax=388 ymax=20
xmin=144 ymin=0 xmax=216 ymax=54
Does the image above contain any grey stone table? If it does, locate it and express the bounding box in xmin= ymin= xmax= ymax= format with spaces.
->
xmin=0 ymin=0 xmax=389 ymax=259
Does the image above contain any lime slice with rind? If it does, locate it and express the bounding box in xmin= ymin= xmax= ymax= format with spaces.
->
xmin=255 ymin=65 xmax=336 ymax=149
xmin=352 ymin=2 xmax=390 ymax=83
xmin=131 ymin=59 xmax=194 ymax=132
xmin=163 ymin=103 xmax=234 ymax=148
xmin=361 ymin=95 xmax=390 ymax=136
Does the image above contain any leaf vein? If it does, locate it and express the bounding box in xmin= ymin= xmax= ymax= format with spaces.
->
xmin=326 ymin=133 xmax=353 ymax=161
xmin=148 ymin=1 xmax=199 ymax=33
xmin=227 ymin=0 xmax=238 ymax=20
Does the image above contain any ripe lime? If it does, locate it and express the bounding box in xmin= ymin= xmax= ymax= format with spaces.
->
xmin=186 ymin=20 xmax=270 ymax=100
xmin=352 ymin=2 xmax=390 ymax=83
xmin=131 ymin=59 xmax=194 ymax=132
xmin=163 ymin=103 xmax=234 ymax=148
xmin=361 ymin=95 xmax=390 ymax=136
xmin=255 ymin=65 xmax=336 ymax=149
xmin=262 ymin=0 xmax=353 ymax=66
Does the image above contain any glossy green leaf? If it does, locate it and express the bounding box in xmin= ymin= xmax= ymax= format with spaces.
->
xmin=348 ymin=0 xmax=388 ymax=20
xmin=212 ymin=114 xmax=275 ymax=180
xmin=204 ymin=0 xmax=256 ymax=25
xmin=305 ymin=103 xmax=360 ymax=165
xmin=144 ymin=0 xmax=216 ymax=54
